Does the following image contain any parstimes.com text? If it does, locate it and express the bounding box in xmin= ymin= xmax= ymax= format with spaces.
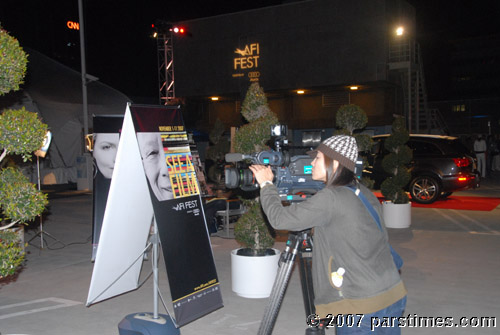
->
xmin=372 ymin=314 xmax=497 ymax=330
xmin=307 ymin=313 xmax=497 ymax=331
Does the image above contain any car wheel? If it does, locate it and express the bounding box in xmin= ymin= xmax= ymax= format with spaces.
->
xmin=440 ymin=192 xmax=453 ymax=199
xmin=410 ymin=176 xmax=441 ymax=204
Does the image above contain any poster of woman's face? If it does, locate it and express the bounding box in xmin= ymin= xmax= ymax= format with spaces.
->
xmin=93 ymin=133 xmax=119 ymax=179
xmin=136 ymin=132 xmax=174 ymax=201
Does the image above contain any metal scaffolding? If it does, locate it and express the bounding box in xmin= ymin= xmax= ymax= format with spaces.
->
xmin=157 ymin=31 xmax=175 ymax=105
xmin=388 ymin=37 xmax=448 ymax=134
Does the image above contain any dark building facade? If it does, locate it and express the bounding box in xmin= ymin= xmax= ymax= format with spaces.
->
xmin=429 ymin=34 xmax=500 ymax=135
xmin=169 ymin=0 xmax=417 ymax=133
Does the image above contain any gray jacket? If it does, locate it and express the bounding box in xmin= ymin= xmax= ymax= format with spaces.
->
xmin=259 ymin=183 xmax=406 ymax=315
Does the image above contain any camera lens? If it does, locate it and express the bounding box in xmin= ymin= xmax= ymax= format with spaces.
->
xmin=224 ymin=167 xmax=240 ymax=189
xmin=239 ymin=169 xmax=256 ymax=189
xmin=224 ymin=167 xmax=257 ymax=189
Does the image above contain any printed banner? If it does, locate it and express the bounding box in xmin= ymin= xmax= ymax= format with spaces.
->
xmin=91 ymin=115 xmax=123 ymax=261
xmin=130 ymin=104 xmax=223 ymax=326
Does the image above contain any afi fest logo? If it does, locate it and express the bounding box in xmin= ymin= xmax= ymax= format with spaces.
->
xmin=172 ymin=199 xmax=198 ymax=212
xmin=234 ymin=43 xmax=260 ymax=70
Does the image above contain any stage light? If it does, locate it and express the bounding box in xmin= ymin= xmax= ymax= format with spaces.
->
xmin=151 ymin=23 xmax=158 ymax=38
xmin=349 ymin=86 xmax=359 ymax=90
xmin=172 ymin=26 xmax=186 ymax=34
xmin=211 ymin=97 xmax=219 ymax=101
xmin=35 ymin=131 xmax=52 ymax=158
xmin=396 ymin=26 xmax=404 ymax=36
xmin=85 ymin=134 xmax=94 ymax=152
xmin=297 ymin=90 xmax=305 ymax=94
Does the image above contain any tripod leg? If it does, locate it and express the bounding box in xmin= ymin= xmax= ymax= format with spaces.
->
xmin=306 ymin=327 xmax=326 ymax=335
xmin=258 ymin=255 xmax=297 ymax=335
xmin=258 ymin=237 xmax=301 ymax=335
xmin=258 ymin=252 xmax=287 ymax=334
xmin=298 ymin=252 xmax=315 ymax=316
xmin=258 ymin=230 xmax=325 ymax=335
xmin=260 ymin=254 xmax=287 ymax=326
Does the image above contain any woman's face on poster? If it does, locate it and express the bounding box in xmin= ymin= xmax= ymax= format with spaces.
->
xmin=137 ymin=133 xmax=173 ymax=201
xmin=93 ymin=133 xmax=119 ymax=179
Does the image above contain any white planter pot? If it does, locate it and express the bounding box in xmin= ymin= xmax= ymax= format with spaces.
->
xmin=231 ymin=248 xmax=280 ymax=299
xmin=382 ymin=201 xmax=411 ymax=228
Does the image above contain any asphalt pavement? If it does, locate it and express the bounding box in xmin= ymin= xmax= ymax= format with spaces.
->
xmin=1 ymin=173 xmax=499 ymax=335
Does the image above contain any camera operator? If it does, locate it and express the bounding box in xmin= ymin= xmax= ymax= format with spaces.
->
xmin=249 ymin=135 xmax=406 ymax=334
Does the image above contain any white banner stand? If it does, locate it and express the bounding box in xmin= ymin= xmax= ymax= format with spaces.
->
xmin=87 ymin=105 xmax=179 ymax=334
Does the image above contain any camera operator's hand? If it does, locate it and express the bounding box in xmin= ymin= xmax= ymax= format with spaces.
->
xmin=249 ymin=165 xmax=274 ymax=186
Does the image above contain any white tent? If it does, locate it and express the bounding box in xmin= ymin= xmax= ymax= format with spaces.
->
xmin=1 ymin=48 xmax=131 ymax=185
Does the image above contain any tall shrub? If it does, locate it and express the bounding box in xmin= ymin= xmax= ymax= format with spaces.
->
xmin=0 ymin=229 xmax=25 ymax=278
xmin=233 ymin=82 xmax=278 ymax=255
xmin=0 ymin=28 xmax=48 ymax=279
xmin=0 ymin=27 xmax=28 ymax=96
xmin=0 ymin=107 xmax=48 ymax=162
xmin=380 ymin=117 xmax=412 ymax=204
xmin=335 ymin=104 xmax=374 ymax=187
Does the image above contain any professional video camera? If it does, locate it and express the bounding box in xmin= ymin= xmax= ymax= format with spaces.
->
xmin=224 ymin=125 xmax=325 ymax=202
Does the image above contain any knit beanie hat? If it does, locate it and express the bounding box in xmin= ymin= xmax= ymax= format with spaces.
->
xmin=311 ymin=135 xmax=358 ymax=172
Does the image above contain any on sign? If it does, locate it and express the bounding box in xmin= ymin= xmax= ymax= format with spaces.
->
xmin=67 ymin=21 xmax=80 ymax=30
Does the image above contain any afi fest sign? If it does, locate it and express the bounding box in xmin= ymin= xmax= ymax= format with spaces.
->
xmin=87 ymin=104 xmax=223 ymax=328
xmin=232 ymin=42 xmax=260 ymax=82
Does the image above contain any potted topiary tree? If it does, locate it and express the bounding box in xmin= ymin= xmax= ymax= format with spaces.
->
xmin=335 ymin=104 xmax=374 ymax=188
xmin=380 ymin=117 xmax=412 ymax=228
xmin=0 ymin=27 xmax=49 ymax=281
xmin=230 ymin=82 xmax=281 ymax=298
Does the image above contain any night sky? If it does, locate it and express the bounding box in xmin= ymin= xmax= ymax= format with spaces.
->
xmin=1 ymin=0 xmax=499 ymax=101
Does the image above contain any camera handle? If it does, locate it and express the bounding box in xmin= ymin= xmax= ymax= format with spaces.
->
xmin=257 ymin=229 xmax=330 ymax=335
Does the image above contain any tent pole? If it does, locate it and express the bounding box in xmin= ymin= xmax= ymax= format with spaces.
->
xmin=152 ymin=218 xmax=159 ymax=319
xmin=78 ymin=0 xmax=93 ymax=191
xmin=78 ymin=0 xmax=88 ymax=138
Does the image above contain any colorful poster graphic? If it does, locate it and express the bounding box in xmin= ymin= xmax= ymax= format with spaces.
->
xmin=91 ymin=115 xmax=123 ymax=261
xmin=130 ymin=104 xmax=223 ymax=326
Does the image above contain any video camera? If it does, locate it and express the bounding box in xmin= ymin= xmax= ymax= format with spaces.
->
xmin=224 ymin=125 xmax=325 ymax=202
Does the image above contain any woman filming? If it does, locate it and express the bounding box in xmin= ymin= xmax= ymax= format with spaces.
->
xmin=249 ymin=135 xmax=406 ymax=334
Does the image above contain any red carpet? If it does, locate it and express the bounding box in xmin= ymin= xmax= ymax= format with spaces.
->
xmin=373 ymin=192 xmax=500 ymax=211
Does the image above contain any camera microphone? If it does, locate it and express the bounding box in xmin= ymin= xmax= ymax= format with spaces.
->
xmin=225 ymin=153 xmax=248 ymax=162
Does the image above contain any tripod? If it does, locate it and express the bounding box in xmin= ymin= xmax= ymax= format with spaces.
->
xmin=27 ymin=155 xmax=64 ymax=249
xmin=258 ymin=229 xmax=330 ymax=335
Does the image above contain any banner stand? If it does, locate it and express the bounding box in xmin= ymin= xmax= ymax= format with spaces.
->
xmin=118 ymin=219 xmax=180 ymax=335
xmin=118 ymin=313 xmax=178 ymax=335
xmin=88 ymin=104 xmax=223 ymax=329
xmin=86 ymin=241 xmax=151 ymax=307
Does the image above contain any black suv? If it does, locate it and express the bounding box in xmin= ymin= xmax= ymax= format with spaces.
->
xmin=366 ymin=135 xmax=480 ymax=204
